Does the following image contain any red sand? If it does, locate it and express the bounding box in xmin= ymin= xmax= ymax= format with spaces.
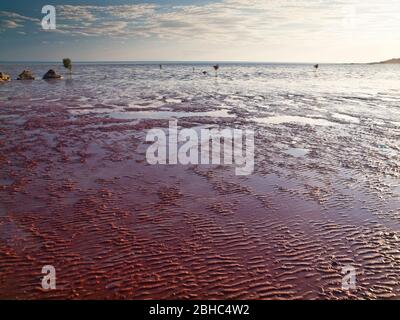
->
xmin=1 ymin=100 xmax=400 ymax=299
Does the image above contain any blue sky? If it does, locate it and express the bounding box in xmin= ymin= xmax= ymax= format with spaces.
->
xmin=1 ymin=0 xmax=399 ymax=62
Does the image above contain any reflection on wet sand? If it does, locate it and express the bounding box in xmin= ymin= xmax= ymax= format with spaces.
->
xmin=0 ymin=63 xmax=400 ymax=299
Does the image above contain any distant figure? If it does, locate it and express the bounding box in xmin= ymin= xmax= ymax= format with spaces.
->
xmin=202 ymin=71 xmax=208 ymax=75
xmin=213 ymin=64 xmax=219 ymax=77
xmin=314 ymin=64 xmax=319 ymax=70
xmin=159 ymin=64 xmax=162 ymax=70
xmin=193 ymin=67 xmax=195 ymax=73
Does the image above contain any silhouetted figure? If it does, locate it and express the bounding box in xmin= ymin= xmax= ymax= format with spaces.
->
xmin=314 ymin=64 xmax=319 ymax=70
xmin=202 ymin=71 xmax=208 ymax=75
xmin=213 ymin=64 xmax=219 ymax=77
xmin=159 ymin=64 xmax=162 ymax=70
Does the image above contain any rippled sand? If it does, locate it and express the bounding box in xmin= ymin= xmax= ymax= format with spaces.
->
xmin=0 ymin=63 xmax=400 ymax=299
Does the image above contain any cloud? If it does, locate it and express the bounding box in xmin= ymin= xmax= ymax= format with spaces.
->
xmin=1 ymin=20 xmax=22 ymax=29
xmin=0 ymin=10 xmax=40 ymax=33
xmin=0 ymin=10 xmax=39 ymax=22
xmin=49 ymin=0 xmax=400 ymax=44
xmin=53 ymin=1 xmax=310 ymax=41
xmin=2 ymin=0 xmax=400 ymax=47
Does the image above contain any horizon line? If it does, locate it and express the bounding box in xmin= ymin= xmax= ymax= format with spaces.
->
xmin=0 ymin=59 xmax=369 ymax=64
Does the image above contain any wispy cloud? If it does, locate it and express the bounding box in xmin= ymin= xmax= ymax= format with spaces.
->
xmin=2 ymin=1 xmax=400 ymax=41
xmin=0 ymin=10 xmax=39 ymax=22
xmin=0 ymin=10 xmax=40 ymax=33
xmin=1 ymin=20 xmax=22 ymax=29
xmin=1 ymin=1 xmax=400 ymax=62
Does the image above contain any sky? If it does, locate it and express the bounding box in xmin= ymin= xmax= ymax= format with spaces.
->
xmin=0 ymin=0 xmax=399 ymax=62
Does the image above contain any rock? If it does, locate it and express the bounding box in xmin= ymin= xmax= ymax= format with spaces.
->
xmin=330 ymin=255 xmax=338 ymax=267
xmin=43 ymin=69 xmax=63 ymax=80
xmin=0 ymin=72 xmax=11 ymax=82
xmin=17 ymin=70 xmax=35 ymax=80
xmin=372 ymin=58 xmax=400 ymax=64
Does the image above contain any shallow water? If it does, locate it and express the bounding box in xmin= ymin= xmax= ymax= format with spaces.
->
xmin=0 ymin=62 xmax=400 ymax=299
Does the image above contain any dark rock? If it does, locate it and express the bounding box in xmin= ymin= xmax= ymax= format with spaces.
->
xmin=17 ymin=70 xmax=35 ymax=80
xmin=0 ymin=72 xmax=11 ymax=82
xmin=43 ymin=69 xmax=63 ymax=80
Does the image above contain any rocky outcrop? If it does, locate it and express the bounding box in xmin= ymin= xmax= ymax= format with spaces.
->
xmin=0 ymin=72 xmax=11 ymax=82
xmin=43 ymin=69 xmax=63 ymax=80
xmin=371 ymin=58 xmax=400 ymax=64
xmin=17 ymin=70 xmax=35 ymax=80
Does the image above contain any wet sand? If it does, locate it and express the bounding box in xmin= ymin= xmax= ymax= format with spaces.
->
xmin=1 ymin=74 xmax=400 ymax=299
